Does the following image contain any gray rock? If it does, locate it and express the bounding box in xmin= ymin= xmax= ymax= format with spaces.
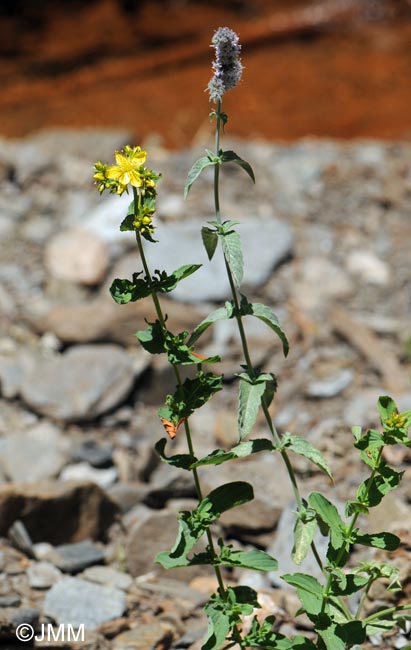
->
xmin=0 ymin=480 xmax=119 ymax=543
xmin=82 ymin=566 xmax=133 ymax=591
xmin=0 ymin=595 xmax=21 ymax=607
xmin=20 ymin=344 xmax=135 ymax=421
xmin=142 ymin=219 xmax=293 ymax=303
xmin=45 ymin=229 xmax=110 ymax=286
xmin=60 ymin=463 xmax=118 ymax=489
xmin=75 ymin=442 xmax=113 ymax=468
xmin=0 ymin=606 xmax=39 ymax=639
xmin=14 ymin=128 xmax=133 ymax=184
xmin=43 ymin=577 xmax=126 ymax=630
xmin=112 ymin=623 xmax=174 ymax=650
xmin=0 ymin=422 xmax=70 ymax=482
xmin=27 ymin=561 xmax=62 ymax=589
xmin=126 ymin=510 xmax=208 ymax=582
xmin=292 ymin=257 xmax=353 ymax=311
xmin=52 ymin=540 xmax=105 ymax=573
xmin=305 ymin=368 xmax=353 ymax=399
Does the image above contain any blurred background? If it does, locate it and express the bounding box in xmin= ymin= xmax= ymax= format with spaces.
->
xmin=1 ymin=0 xmax=411 ymax=148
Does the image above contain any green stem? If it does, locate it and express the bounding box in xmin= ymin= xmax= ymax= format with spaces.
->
xmin=363 ymin=603 xmax=411 ymax=625
xmin=321 ymin=450 xmax=384 ymax=615
xmin=212 ymin=102 xmax=322 ymax=562
xmin=133 ymin=193 xmax=231 ymax=605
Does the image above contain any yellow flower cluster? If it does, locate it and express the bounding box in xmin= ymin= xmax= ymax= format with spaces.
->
xmin=93 ymin=146 xmax=158 ymax=197
xmin=385 ymin=412 xmax=408 ymax=430
xmin=93 ymin=145 xmax=160 ymax=239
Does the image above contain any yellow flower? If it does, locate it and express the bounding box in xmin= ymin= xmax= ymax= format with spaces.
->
xmin=106 ymin=149 xmax=147 ymax=188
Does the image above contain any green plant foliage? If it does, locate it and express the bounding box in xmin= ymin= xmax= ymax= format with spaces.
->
xmin=282 ymin=435 xmax=332 ymax=479
xmin=184 ymin=153 xmax=219 ymax=198
xmin=237 ymin=371 xmax=273 ymax=440
xmin=201 ymin=226 xmax=219 ymax=260
xmin=219 ymin=149 xmax=255 ymax=183
xmin=191 ymin=438 xmax=275 ymax=468
xmin=110 ymin=264 xmax=201 ymax=304
xmin=97 ymin=29 xmax=411 ymax=650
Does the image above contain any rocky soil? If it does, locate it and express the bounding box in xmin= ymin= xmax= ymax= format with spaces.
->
xmin=0 ymin=128 xmax=410 ymax=648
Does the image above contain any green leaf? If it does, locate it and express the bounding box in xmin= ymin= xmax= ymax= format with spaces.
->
xmin=201 ymin=227 xmax=219 ymax=261
xmin=243 ymin=302 xmax=289 ymax=357
xmin=230 ymin=585 xmax=260 ymax=610
xmin=282 ymin=435 xmax=332 ymax=480
xmin=308 ymin=493 xmax=345 ymax=533
xmin=220 ymin=150 xmax=255 ymax=183
xmin=202 ymin=600 xmax=231 ymax=650
xmin=153 ymin=264 xmax=202 ymax=293
xmin=262 ymin=373 xmax=278 ymax=409
xmin=220 ymin=228 xmax=244 ymax=288
xmin=136 ymin=320 xmax=166 ymax=354
xmin=220 ymin=548 xmax=278 ymax=572
xmin=238 ymin=377 xmax=267 ymax=440
xmin=191 ymin=438 xmax=274 ymax=468
xmin=110 ymin=273 xmax=151 ymax=304
xmin=356 ymin=465 xmax=403 ymax=508
xmin=188 ymin=302 xmax=234 ymax=346
xmin=185 ymin=155 xmax=216 ymax=198
xmin=155 ymin=438 xmax=196 ymax=470
xmin=377 ymin=395 xmax=398 ymax=421
xmin=331 ymin=572 xmax=369 ymax=596
xmin=292 ymin=514 xmax=317 ymax=565
xmin=282 ymin=573 xmax=325 ymax=616
xmin=355 ymin=531 xmax=400 ymax=551
xmin=159 ymin=371 xmax=223 ymax=424
xmin=204 ymin=481 xmax=254 ymax=517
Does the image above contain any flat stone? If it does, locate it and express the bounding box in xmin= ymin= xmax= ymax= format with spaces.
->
xmin=305 ymin=368 xmax=353 ymax=399
xmin=45 ymin=228 xmax=110 ymax=286
xmin=27 ymin=561 xmax=62 ymax=589
xmin=43 ymin=577 xmax=126 ymax=630
xmin=126 ymin=510 xmax=208 ymax=582
xmin=346 ymin=250 xmax=390 ymax=286
xmin=292 ymin=256 xmax=353 ymax=311
xmin=0 ymin=480 xmax=119 ymax=544
xmin=82 ymin=566 xmax=133 ymax=591
xmin=0 ymin=595 xmax=21 ymax=607
xmin=142 ymin=219 xmax=293 ymax=303
xmin=112 ymin=622 xmax=174 ymax=650
xmin=0 ymin=422 xmax=70 ymax=483
xmin=20 ymin=344 xmax=135 ymax=421
xmin=74 ymin=441 xmax=113 ymax=468
xmin=0 ymin=606 xmax=39 ymax=639
xmin=60 ymin=463 xmax=118 ymax=489
xmin=52 ymin=540 xmax=105 ymax=573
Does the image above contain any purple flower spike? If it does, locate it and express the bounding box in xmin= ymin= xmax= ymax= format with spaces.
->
xmin=207 ymin=27 xmax=243 ymax=103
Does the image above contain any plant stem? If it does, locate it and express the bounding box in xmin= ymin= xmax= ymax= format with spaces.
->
xmin=133 ymin=191 xmax=239 ymax=624
xmin=320 ymin=450 xmax=384 ymax=615
xmin=363 ymin=603 xmax=411 ymax=625
xmin=212 ymin=103 xmax=324 ymax=566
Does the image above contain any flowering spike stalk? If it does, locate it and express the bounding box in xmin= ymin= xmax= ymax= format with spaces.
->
xmin=207 ymin=27 xmax=243 ymax=103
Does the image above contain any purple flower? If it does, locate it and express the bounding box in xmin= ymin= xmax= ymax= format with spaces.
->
xmin=207 ymin=27 xmax=243 ymax=103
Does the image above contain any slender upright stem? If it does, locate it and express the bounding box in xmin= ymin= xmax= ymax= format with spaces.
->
xmin=133 ymin=190 xmax=232 ymax=604
xmin=211 ymin=103 xmax=317 ymax=553
xmin=321 ymin=450 xmax=383 ymax=615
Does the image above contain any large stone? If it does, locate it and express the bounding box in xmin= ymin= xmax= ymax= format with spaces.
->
xmin=112 ymin=623 xmax=174 ymax=650
xmin=29 ymin=292 xmax=206 ymax=346
xmin=45 ymin=228 xmax=110 ymax=286
xmin=0 ymin=422 xmax=70 ymax=483
xmin=20 ymin=344 xmax=135 ymax=421
xmin=43 ymin=577 xmax=126 ymax=630
xmin=0 ymin=481 xmax=119 ymax=543
xmin=126 ymin=510 xmax=208 ymax=582
xmin=141 ymin=219 xmax=293 ymax=303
